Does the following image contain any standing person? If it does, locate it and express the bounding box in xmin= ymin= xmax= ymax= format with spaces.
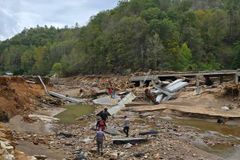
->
xmin=107 ymin=87 xmax=113 ymax=97
xmin=107 ymin=80 xmax=116 ymax=99
xmin=111 ymin=87 xmax=116 ymax=99
xmin=123 ymin=116 xmax=130 ymax=137
xmin=96 ymin=108 xmax=111 ymax=122
xmin=94 ymin=128 xmax=106 ymax=155
xmin=96 ymin=117 xmax=107 ymax=131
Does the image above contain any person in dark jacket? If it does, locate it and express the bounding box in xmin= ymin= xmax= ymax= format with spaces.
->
xmin=123 ymin=116 xmax=130 ymax=137
xmin=96 ymin=108 xmax=111 ymax=122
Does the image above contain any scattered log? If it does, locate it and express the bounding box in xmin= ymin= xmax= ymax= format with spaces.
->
xmin=49 ymin=91 xmax=84 ymax=103
xmin=139 ymin=130 xmax=159 ymax=136
xmin=112 ymin=137 xmax=148 ymax=145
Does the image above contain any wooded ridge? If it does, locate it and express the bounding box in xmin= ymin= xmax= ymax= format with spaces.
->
xmin=0 ymin=0 xmax=240 ymax=76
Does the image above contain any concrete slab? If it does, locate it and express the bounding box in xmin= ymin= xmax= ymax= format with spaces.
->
xmin=93 ymin=96 xmax=119 ymax=106
xmin=108 ymin=92 xmax=136 ymax=115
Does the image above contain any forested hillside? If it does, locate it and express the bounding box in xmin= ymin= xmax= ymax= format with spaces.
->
xmin=1 ymin=0 xmax=240 ymax=76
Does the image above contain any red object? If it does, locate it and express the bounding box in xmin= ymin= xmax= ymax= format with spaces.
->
xmin=108 ymin=88 xmax=113 ymax=95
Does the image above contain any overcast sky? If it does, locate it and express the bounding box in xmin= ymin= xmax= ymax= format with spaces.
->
xmin=0 ymin=0 xmax=119 ymax=40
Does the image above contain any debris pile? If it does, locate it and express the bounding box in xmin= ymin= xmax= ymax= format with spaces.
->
xmin=145 ymin=79 xmax=188 ymax=104
xmin=38 ymin=76 xmax=85 ymax=104
xmin=54 ymin=75 xmax=133 ymax=98
xmin=223 ymin=83 xmax=240 ymax=97
xmin=1 ymin=71 xmax=239 ymax=159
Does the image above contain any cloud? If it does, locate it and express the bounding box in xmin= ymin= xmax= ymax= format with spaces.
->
xmin=0 ymin=0 xmax=118 ymax=40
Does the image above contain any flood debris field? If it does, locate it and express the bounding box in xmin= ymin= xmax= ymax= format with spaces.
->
xmin=0 ymin=71 xmax=240 ymax=160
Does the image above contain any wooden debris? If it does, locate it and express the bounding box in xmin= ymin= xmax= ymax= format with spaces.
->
xmin=112 ymin=137 xmax=148 ymax=145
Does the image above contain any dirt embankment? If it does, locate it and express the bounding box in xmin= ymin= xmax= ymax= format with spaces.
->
xmin=54 ymin=75 xmax=133 ymax=98
xmin=0 ymin=76 xmax=44 ymax=117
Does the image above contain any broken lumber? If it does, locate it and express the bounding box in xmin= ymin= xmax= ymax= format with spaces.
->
xmin=125 ymin=102 xmax=151 ymax=107
xmin=38 ymin=76 xmax=84 ymax=103
xmin=48 ymin=91 xmax=84 ymax=103
xmin=112 ymin=137 xmax=148 ymax=145
xmin=38 ymin=76 xmax=48 ymax=93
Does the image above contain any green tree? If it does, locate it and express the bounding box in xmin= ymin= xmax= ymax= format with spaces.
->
xmin=177 ymin=43 xmax=192 ymax=71
xmin=145 ymin=33 xmax=167 ymax=69
xmin=21 ymin=48 xmax=35 ymax=74
xmin=51 ymin=63 xmax=63 ymax=76
xmin=140 ymin=7 xmax=165 ymax=22
xmin=232 ymin=42 xmax=240 ymax=69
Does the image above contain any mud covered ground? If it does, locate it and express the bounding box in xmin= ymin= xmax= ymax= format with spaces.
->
xmin=10 ymin=103 xmax=240 ymax=160
xmin=1 ymin=75 xmax=240 ymax=160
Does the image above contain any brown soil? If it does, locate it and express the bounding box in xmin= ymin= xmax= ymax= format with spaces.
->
xmin=0 ymin=76 xmax=44 ymax=117
xmin=58 ymin=75 xmax=131 ymax=90
xmin=54 ymin=75 xmax=133 ymax=98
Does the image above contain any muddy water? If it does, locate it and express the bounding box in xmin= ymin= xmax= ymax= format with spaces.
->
xmin=172 ymin=117 xmax=240 ymax=160
xmin=173 ymin=118 xmax=240 ymax=137
xmin=55 ymin=104 xmax=95 ymax=123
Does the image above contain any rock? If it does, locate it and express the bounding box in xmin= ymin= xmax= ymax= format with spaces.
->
xmin=74 ymin=149 xmax=87 ymax=160
xmin=58 ymin=132 xmax=75 ymax=138
xmin=133 ymin=152 xmax=145 ymax=158
xmin=64 ymin=141 xmax=74 ymax=146
xmin=5 ymin=145 xmax=14 ymax=153
xmin=0 ymin=140 xmax=15 ymax=160
xmin=89 ymin=147 xmax=97 ymax=153
xmin=221 ymin=106 xmax=229 ymax=111
xmin=2 ymin=154 xmax=15 ymax=160
xmin=108 ymin=152 xmax=118 ymax=160
xmin=27 ymin=156 xmax=37 ymax=160
xmin=32 ymin=138 xmax=39 ymax=145
xmin=154 ymin=153 xmax=160 ymax=159
xmin=81 ymin=137 xmax=92 ymax=144
xmin=34 ymin=155 xmax=48 ymax=160
xmin=123 ymin=143 xmax=132 ymax=149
